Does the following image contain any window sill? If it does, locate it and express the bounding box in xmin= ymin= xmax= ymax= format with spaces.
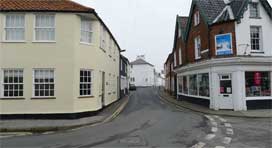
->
xmin=32 ymin=41 xmax=56 ymax=43
xmin=31 ymin=97 xmax=56 ymax=99
xmin=2 ymin=40 xmax=26 ymax=43
xmin=80 ymin=42 xmax=93 ymax=46
xmin=78 ymin=95 xmax=94 ymax=99
xmin=250 ymin=51 xmax=264 ymax=54
xmin=195 ymin=57 xmax=201 ymax=60
xmin=249 ymin=17 xmax=262 ymax=19
xmin=0 ymin=97 xmax=25 ymax=100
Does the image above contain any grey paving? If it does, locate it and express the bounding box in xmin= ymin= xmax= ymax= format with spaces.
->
xmin=0 ymin=88 xmax=271 ymax=148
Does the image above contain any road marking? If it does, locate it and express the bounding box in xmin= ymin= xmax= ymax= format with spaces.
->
xmin=226 ymin=128 xmax=234 ymax=135
xmin=211 ymin=127 xmax=218 ymax=133
xmin=213 ymin=115 xmax=220 ymax=119
xmin=222 ymin=137 xmax=232 ymax=144
xmin=205 ymin=134 xmax=216 ymax=140
xmin=204 ymin=115 xmax=215 ymax=122
xmin=224 ymin=123 xmax=232 ymax=128
xmin=191 ymin=142 xmax=206 ymax=148
xmin=215 ymin=146 xmax=225 ymax=148
xmin=0 ymin=132 xmax=32 ymax=139
xmin=211 ymin=121 xmax=218 ymax=127
xmin=218 ymin=117 xmax=227 ymax=123
xmin=159 ymin=100 xmax=165 ymax=105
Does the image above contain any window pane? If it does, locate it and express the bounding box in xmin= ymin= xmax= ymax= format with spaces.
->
xmin=183 ymin=76 xmax=188 ymax=94
xmin=198 ymin=73 xmax=210 ymax=97
xmin=189 ymin=75 xmax=197 ymax=95
xmin=178 ymin=76 xmax=183 ymax=93
xmin=245 ymin=72 xmax=271 ymax=97
xmin=5 ymin=15 xmax=25 ymax=40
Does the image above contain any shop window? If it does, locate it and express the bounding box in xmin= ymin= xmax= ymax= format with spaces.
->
xmin=183 ymin=76 xmax=188 ymax=94
xmin=245 ymin=72 xmax=271 ymax=97
xmin=198 ymin=73 xmax=210 ymax=97
xmin=178 ymin=76 xmax=183 ymax=93
xmin=189 ymin=75 xmax=197 ymax=95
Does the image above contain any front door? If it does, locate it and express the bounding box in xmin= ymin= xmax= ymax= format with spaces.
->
xmin=218 ymin=74 xmax=233 ymax=109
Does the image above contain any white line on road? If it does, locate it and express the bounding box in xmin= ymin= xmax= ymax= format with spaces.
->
xmin=224 ymin=123 xmax=232 ymax=128
xmin=211 ymin=127 xmax=218 ymax=133
xmin=218 ymin=117 xmax=227 ymax=123
xmin=222 ymin=137 xmax=232 ymax=144
xmin=191 ymin=142 xmax=206 ymax=148
xmin=211 ymin=121 xmax=218 ymax=127
xmin=215 ymin=146 xmax=225 ymax=148
xmin=205 ymin=134 xmax=216 ymax=140
xmin=226 ymin=128 xmax=234 ymax=135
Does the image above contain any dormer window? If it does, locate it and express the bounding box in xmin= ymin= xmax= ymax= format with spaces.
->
xmin=194 ymin=11 xmax=200 ymax=26
xmin=250 ymin=3 xmax=260 ymax=18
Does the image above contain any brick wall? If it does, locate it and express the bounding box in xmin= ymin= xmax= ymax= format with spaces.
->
xmin=187 ymin=7 xmax=210 ymax=63
xmin=209 ymin=21 xmax=237 ymax=58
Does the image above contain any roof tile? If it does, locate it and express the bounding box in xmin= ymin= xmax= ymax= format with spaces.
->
xmin=0 ymin=0 xmax=94 ymax=12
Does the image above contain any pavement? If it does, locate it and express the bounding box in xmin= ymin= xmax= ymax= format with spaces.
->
xmin=0 ymin=95 xmax=129 ymax=133
xmin=159 ymin=89 xmax=272 ymax=118
xmin=1 ymin=87 xmax=271 ymax=148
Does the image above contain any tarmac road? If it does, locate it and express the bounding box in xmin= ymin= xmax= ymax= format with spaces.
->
xmin=1 ymin=87 xmax=271 ymax=148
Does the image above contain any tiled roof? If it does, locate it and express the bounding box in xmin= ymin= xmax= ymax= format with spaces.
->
xmin=178 ymin=16 xmax=188 ymax=30
xmin=0 ymin=0 xmax=94 ymax=12
xmin=131 ymin=59 xmax=154 ymax=67
xmin=195 ymin=0 xmax=226 ymax=24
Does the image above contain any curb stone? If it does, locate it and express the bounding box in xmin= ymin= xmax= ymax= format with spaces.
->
xmin=0 ymin=95 xmax=130 ymax=133
xmin=158 ymin=90 xmax=272 ymax=118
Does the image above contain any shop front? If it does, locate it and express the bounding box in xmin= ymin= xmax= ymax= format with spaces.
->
xmin=176 ymin=57 xmax=272 ymax=111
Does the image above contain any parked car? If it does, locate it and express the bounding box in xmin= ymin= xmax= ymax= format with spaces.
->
xmin=129 ymin=84 xmax=137 ymax=91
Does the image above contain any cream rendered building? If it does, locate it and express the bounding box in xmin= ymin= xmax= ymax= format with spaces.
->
xmin=0 ymin=0 xmax=121 ymax=118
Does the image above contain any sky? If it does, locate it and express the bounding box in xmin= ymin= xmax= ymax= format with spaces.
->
xmin=73 ymin=0 xmax=272 ymax=72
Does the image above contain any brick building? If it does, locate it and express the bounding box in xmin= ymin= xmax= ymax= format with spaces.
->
xmin=168 ymin=0 xmax=272 ymax=111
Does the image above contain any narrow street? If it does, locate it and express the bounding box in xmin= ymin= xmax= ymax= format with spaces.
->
xmin=1 ymin=88 xmax=271 ymax=148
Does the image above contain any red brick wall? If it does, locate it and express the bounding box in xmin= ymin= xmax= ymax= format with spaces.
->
xmin=174 ymin=37 xmax=186 ymax=68
xmin=187 ymin=7 xmax=210 ymax=63
xmin=209 ymin=21 xmax=237 ymax=58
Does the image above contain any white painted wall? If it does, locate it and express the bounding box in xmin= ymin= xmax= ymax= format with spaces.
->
xmin=0 ymin=12 xmax=120 ymax=114
xmin=235 ymin=0 xmax=272 ymax=56
xmin=176 ymin=57 xmax=272 ymax=111
xmin=130 ymin=64 xmax=155 ymax=87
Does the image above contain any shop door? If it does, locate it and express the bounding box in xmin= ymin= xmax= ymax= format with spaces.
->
xmin=218 ymin=74 xmax=234 ymax=109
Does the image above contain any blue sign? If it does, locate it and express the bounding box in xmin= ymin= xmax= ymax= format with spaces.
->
xmin=215 ymin=33 xmax=233 ymax=56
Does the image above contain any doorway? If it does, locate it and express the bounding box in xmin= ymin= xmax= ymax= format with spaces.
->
xmin=218 ymin=74 xmax=234 ymax=109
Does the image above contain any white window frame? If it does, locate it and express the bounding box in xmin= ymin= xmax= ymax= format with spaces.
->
xmin=194 ymin=36 xmax=201 ymax=59
xmin=250 ymin=2 xmax=260 ymax=18
xmin=79 ymin=69 xmax=93 ymax=97
xmin=4 ymin=14 xmax=25 ymax=42
xmin=1 ymin=69 xmax=24 ymax=98
xmin=33 ymin=69 xmax=55 ymax=98
xmin=179 ymin=47 xmax=182 ymax=65
xmin=80 ymin=18 xmax=93 ymax=44
xmin=194 ymin=11 xmax=200 ymax=26
xmin=33 ymin=14 xmax=56 ymax=42
xmin=100 ymin=25 xmax=107 ymax=50
xmin=250 ymin=26 xmax=263 ymax=52
xmin=174 ymin=52 xmax=177 ymax=67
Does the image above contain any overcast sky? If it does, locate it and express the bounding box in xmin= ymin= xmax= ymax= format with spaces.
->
xmin=73 ymin=0 xmax=272 ymax=72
